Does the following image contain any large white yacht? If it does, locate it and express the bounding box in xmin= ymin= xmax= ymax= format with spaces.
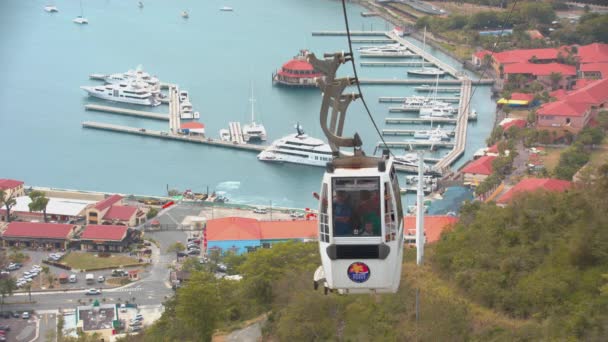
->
xmin=242 ymin=87 xmax=267 ymax=142
xmin=80 ymin=81 xmax=161 ymax=106
xmin=257 ymin=125 xmax=333 ymax=167
xmin=393 ymin=153 xmax=430 ymax=172
xmin=104 ymin=66 xmax=160 ymax=89
xmin=359 ymin=44 xmax=413 ymax=58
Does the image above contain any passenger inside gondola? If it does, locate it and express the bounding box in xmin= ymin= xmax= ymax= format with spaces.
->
xmin=332 ymin=190 xmax=353 ymax=236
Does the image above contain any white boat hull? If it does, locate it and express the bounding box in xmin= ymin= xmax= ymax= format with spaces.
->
xmin=80 ymin=86 xmax=160 ymax=106
xmin=407 ymin=68 xmax=445 ymax=77
xmin=257 ymin=150 xmax=329 ymax=167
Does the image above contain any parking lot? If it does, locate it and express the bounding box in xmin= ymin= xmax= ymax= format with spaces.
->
xmin=0 ymin=311 xmax=37 ymax=342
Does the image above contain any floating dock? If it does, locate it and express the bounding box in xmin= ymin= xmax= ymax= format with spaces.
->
xmin=388 ymin=106 xmax=421 ymax=113
xmin=357 ymin=78 xmax=493 ymax=85
xmin=361 ymin=12 xmax=380 ymax=17
xmin=228 ymin=122 xmax=245 ymax=144
xmin=379 ymin=96 xmax=460 ymax=103
xmin=84 ymin=104 xmax=169 ymax=121
xmin=378 ymin=140 xmax=455 ymax=149
xmin=361 ymin=61 xmax=425 ymax=66
xmin=415 ymin=86 xmax=461 ymax=93
xmin=82 ymin=122 xmax=266 ymax=152
xmin=351 ymin=38 xmax=396 ymax=44
xmin=312 ymin=31 xmax=387 ymax=36
xmin=382 ymin=129 xmax=455 ymax=137
xmin=386 ymin=117 xmax=457 ymax=124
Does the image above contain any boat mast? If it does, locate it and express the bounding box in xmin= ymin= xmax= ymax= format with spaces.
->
xmin=79 ymin=0 xmax=84 ymax=17
xmin=249 ymin=83 xmax=256 ymax=124
xmin=421 ymin=26 xmax=426 ymax=71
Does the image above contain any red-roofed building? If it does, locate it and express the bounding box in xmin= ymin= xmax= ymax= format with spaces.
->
xmin=550 ymin=89 xmax=569 ymax=100
xmin=499 ymin=118 xmax=527 ymax=131
xmin=471 ymin=49 xmax=492 ymax=67
xmin=462 ymin=156 xmax=496 ymax=186
xmin=496 ymin=178 xmax=572 ymax=205
xmin=205 ymin=217 xmax=317 ymax=254
xmin=580 ymin=63 xmax=608 ymax=80
xmin=86 ymin=195 xmax=144 ymax=226
xmin=403 ymin=215 xmax=458 ymax=245
xmin=503 ymin=62 xmax=576 ymax=88
xmin=577 ymin=43 xmax=608 ymax=64
xmin=0 ymin=179 xmax=25 ymax=216
xmin=1 ymin=222 xmax=77 ymax=249
xmin=536 ymin=78 xmax=608 ymax=134
xmin=79 ymin=224 xmax=131 ymax=252
xmin=179 ymin=122 xmax=205 ymax=136
xmin=273 ymin=50 xmax=325 ymax=88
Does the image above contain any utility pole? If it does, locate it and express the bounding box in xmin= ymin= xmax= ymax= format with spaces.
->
xmin=415 ymin=151 xmax=425 ymax=324
xmin=269 ymin=200 xmax=273 ymax=220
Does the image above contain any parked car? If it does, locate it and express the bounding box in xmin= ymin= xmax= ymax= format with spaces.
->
xmin=112 ymin=269 xmax=128 ymax=277
xmin=187 ymin=249 xmax=200 ymax=255
xmin=0 ymin=324 xmax=10 ymax=331
xmin=129 ymin=320 xmax=143 ymax=326
xmin=69 ymin=274 xmax=77 ymax=283
xmin=21 ymin=312 xmax=30 ymax=319
xmin=98 ymin=276 xmax=105 ymax=283
xmin=253 ymin=208 xmax=267 ymax=214
xmin=129 ymin=325 xmax=142 ymax=332
xmin=0 ymin=312 xmax=9 ymax=319
xmin=85 ymin=288 xmax=101 ymax=296
xmin=11 ymin=312 xmax=19 ymax=318
xmin=134 ymin=314 xmax=143 ymax=321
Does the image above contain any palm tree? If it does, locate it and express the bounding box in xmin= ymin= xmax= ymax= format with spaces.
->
xmin=28 ymin=191 xmax=50 ymax=222
xmin=0 ymin=189 xmax=17 ymax=223
xmin=42 ymin=266 xmax=51 ymax=288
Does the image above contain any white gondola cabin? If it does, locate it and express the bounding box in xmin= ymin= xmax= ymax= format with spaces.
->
xmin=318 ymin=155 xmax=404 ymax=294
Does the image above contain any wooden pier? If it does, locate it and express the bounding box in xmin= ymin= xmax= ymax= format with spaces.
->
xmin=382 ymin=129 xmax=455 ymax=137
xmin=82 ymin=122 xmax=266 ymax=152
xmin=386 ymin=117 xmax=457 ymax=124
xmin=168 ymin=86 xmax=181 ymax=132
xmin=388 ymin=106 xmax=422 ymax=113
xmin=379 ymin=96 xmax=460 ymax=103
xmin=85 ymin=104 xmax=169 ymax=121
xmin=312 ymin=31 xmax=387 ymax=36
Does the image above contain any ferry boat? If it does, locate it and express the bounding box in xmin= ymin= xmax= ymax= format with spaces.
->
xmin=80 ymin=81 xmax=161 ymax=106
xmin=242 ymin=88 xmax=266 ymax=142
xmin=257 ymin=125 xmax=332 ymax=166
xmin=272 ymin=50 xmax=325 ymax=88
xmin=359 ymin=44 xmax=413 ymax=58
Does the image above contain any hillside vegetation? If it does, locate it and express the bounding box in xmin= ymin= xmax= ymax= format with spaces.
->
xmin=122 ymin=165 xmax=608 ymax=341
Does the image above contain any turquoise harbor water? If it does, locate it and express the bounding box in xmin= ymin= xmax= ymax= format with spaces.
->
xmin=0 ymin=0 xmax=495 ymax=208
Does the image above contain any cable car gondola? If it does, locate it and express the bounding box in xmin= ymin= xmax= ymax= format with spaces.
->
xmin=309 ymin=51 xmax=404 ymax=294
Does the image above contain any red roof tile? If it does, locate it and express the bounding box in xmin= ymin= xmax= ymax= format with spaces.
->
xmin=206 ymin=217 xmax=260 ymax=241
xmin=573 ymin=78 xmax=597 ymax=89
xmin=462 ymin=156 xmax=495 ymax=175
xmin=510 ymin=93 xmax=535 ymax=102
xmin=0 ymin=179 xmax=24 ymax=190
xmin=537 ymin=100 xmax=589 ymax=117
xmin=566 ymin=78 xmax=608 ymax=105
xmin=474 ymin=49 xmax=491 ymax=59
xmin=487 ymin=144 xmax=499 ymax=153
xmin=550 ymin=89 xmax=569 ymax=100
xmin=259 ymin=220 xmax=317 ymax=240
xmin=577 ymin=43 xmax=608 ymax=64
xmin=282 ymin=59 xmax=314 ymax=71
xmin=580 ymin=62 xmax=608 ymax=78
xmin=2 ymin=222 xmax=74 ymax=239
xmin=404 ymin=215 xmax=458 ymax=244
xmin=80 ymin=224 xmax=128 ymax=241
xmin=180 ymin=122 xmax=205 ymax=129
xmin=503 ymin=62 xmax=576 ymax=77
xmin=493 ymin=48 xmax=563 ymax=64
xmin=499 ymin=118 xmax=527 ymax=130
xmin=94 ymin=195 xmax=123 ymax=211
xmin=102 ymin=206 xmax=137 ymax=221
xmin=497 ymin=178 xmax=572 ymax=204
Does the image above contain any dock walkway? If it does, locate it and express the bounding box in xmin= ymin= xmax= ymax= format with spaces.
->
xmin=82 ymin=122 xmax=266 ymax=152
xmin=379 ymin=96 xmax=460 ymax=103
xmin=312 ymin=31 xmax=386 ymax=36
xmin=85 ymin=104 xmax=169 ymax=121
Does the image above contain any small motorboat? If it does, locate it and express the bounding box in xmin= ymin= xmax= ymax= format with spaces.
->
xmin=73 ymin=16 xmax=88 ymax=24
xmin=181 ymin=11 xmax=189 ymax=18
xmin=220 ymin=6 xmax=233 ymax=11
xmin=138 ymin=1 xmax=144 ymax=8
xmin=44 ymin=5 xmax=58 ymax=13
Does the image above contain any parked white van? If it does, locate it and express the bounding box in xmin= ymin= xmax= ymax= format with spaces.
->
xmin=86 ymin=273 xmax=95 ymax=284
xmin=69 ymin=274 xmax=77 ymax=283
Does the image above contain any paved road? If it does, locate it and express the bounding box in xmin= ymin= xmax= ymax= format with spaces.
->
xmin=38 ymin=312 xmax=57 ymax=342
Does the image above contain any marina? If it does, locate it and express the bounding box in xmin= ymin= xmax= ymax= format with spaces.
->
xmin=361 ymin=61 xmax=426 ymax=66
xmin=382 ymin=129 xmax=455 ymax=137
xmin=385 ymin=117 xmax=457 ymax=124
xmin=415 ymin=85 xmax=461 ymax=93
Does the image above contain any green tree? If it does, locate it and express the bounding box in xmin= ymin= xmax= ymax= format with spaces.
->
xmin=0 ymin=189 xmax=17 ymax=223
xmin=28 ymin=190 xmax=50 ymax=222
xmin=175 ymin=272 xmax=224 ymax=341
xmin=146 ymin=207 xmax=158 ymax=219
xmin=0 ymin=278 xmax=17 ymax=311
xmin=549 ymin=72 xmax=563 ymax=91
xmin=166 ymin=242 xmax=185 ymax=254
